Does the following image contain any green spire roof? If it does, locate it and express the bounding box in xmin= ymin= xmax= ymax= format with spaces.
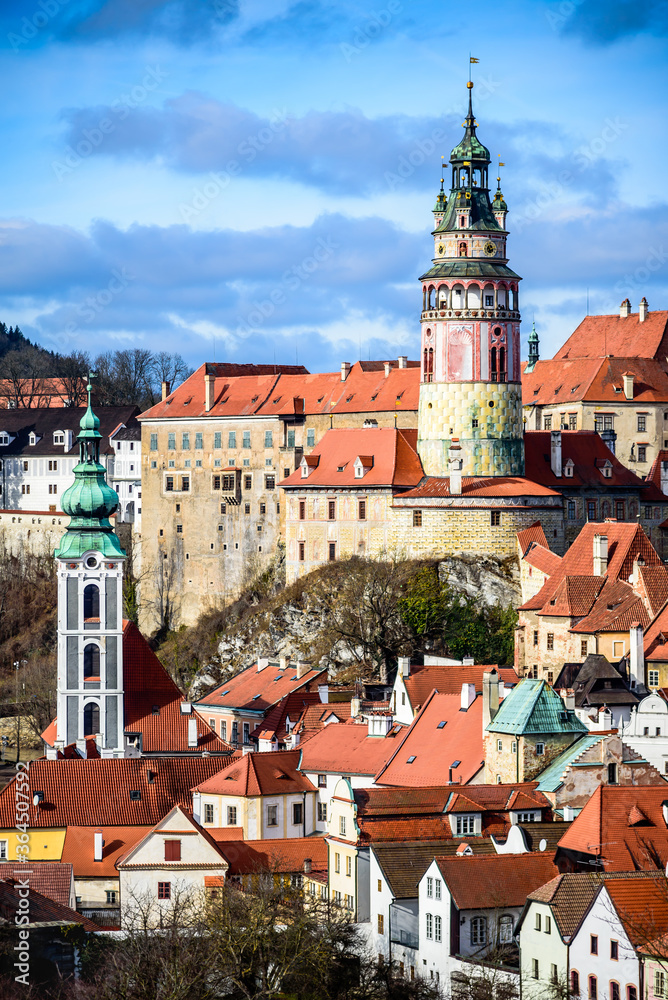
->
xmin=486 ymin=679 xmax=588 ymax=736
xmin=55 ymin=374 xmax=125 ymax=560
xmin=450 ymin=84 xmax=490 ymax=164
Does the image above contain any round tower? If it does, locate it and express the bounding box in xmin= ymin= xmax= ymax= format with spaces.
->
xmin=417 ymin=83 xmax=524 ymax=479
xmin=54 ymin=375 xmax=126 ymax=754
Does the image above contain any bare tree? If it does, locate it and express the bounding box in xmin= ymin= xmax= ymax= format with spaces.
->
xmin=54 ymin=351 xmax=91 ymax=406
xmin=0 ymin=347 xmax=51 ymax=408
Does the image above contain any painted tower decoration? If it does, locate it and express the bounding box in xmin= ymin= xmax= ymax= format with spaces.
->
xmin=417 ymin=82 xmax=524 ymax=479
xmin=54 ymin=376 xmax=126 ymax=754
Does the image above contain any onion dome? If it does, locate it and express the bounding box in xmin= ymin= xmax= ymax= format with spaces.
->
xmin=450 ymin=83 xmax=490 ymax=164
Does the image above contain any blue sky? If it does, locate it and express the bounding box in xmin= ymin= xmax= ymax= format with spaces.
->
xmin=0 ymin=0 xmax=666 ymax=372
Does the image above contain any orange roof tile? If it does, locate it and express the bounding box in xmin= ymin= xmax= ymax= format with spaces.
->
xmin=523 ymin=356 xmax=668 ymax=406
xmin=280 ymin=428 xmax=423 ymax=490
xmin=0 ymin=862 xmax=74 ymax=908
xmin=395 ymin=476 xmax=560 ymax=500
xmin=539 ymin=575 xmax=604 ymax=618
xmin=523 ymin=542 xmax=563 ymax=576
xmin=374 ymin=690 xmax=485 ymax=787
xmin=193 ymin=749 xmax=316 ymax=797
xmin=569 ymin=579 xmax=650 ymax=634
xmin=445 ymin=783 xmax=549 ymax=814
xmin=219 ymin=836 xmax=328 ymax=878
xmin=435 ymin=853 xmax=559 ymax=910
xmin=517 ymin=521 xmax=549 ymax=554
xmin=61 ymin=826 xmax=152 ymax=878
xmin=197 ymin=661 xmax=326 ymax=711
xmin=636 ymin=565 xmax=668 ymax=618
xmin=0 ymin=880 xmax=100 ymax=931
xmin=298 ymin=718 xmax=404 ymax=775
xmin=553 ymin=310 xmax=668 ymax=363
xmin=403 ymin=664 xmax=518 ymax=713
xmin=605 ymin=874 xmax=668 ymax=947
xmin=252 ymin=691 xmax=323 ymax=742
xmin=524 ymin=431 xmax=649 ymax=489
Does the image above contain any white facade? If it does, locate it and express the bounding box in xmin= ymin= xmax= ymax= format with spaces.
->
xmin=622 ymin=694 xmax=668 ymax=778
xmin=0 ymin=428 xmax=81 ymax=511
xmin=519 ymin=897 xmax=569 ymax=1000
xmin=193 ymin=788 xmax=317 ymax=840
xmin=569 ymin=889 xmax=639 ymax=1000
xmin=368 ymin=848 xmax=419 ymax=974
xmin=109 ymin=428 xmax=142 ymax=528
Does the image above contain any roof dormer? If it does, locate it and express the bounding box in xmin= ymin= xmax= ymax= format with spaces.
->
xmin=354 ymin=455 xmax=373 ymax=479
xmin=598 ymin=459 xmax=613 ymax=479
xmin=0 ymin=430 xmax=12 ymax=447
xmin=53 ymin=430 xmax=65 ymax=445
xmin=300 ymin=455 xmax=319 ymax=478
xmin=564 ymin=458 xmax=574 ymax=478
xmin=28 ymin=431 xmax=41 ymax=447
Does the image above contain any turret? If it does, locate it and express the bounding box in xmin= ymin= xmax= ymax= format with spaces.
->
xmin=525 ymin=321 xmax=540 ymax=373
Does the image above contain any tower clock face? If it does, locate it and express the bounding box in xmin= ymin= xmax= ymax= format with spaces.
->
xmin=483 ymin=241 xmax=497 ymax=257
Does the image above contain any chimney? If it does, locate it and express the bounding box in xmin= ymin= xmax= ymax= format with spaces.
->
xmin=550 ymin=430 xmax=562 ymax=477
xmin=593 ymin=534 xmax=608 ymax=576
xmin=482 ymin=670 xmax=499 ymax=734
xmin=303 ymin=857 xmax=312 ymax=874
xmin=639 ymin=297 xmax=649 ymax=322
xmin=398 ymin=656 xmax=411 ymax=678
xmin=204 ymin=373 xmax=215 ymax=412
xmin=341 ymin=362 xmax=351 ymax=382
xmin=397 ymin=356 xmax=408 ymax=369
xmin=660 ymin=460 xmax=668 ymax=497
xmin=629 ymin=622 xmax=644 ymax=689
xmin=622 ymin=372 xmax=634 ymax=400
xmin=561 ymin=688 xmax=575 ymax=711
xmin=460 ymin=682 xmax=477 ymax=710
xmin=620 ymin=299 xmax=631 ymax=318
xmin=94 ymin=831 xmax=104 ymax=862
xmin=296 ymin=659 xmax=311 ymax=678
xmin=350 ymin=696 xmax=361 ymax=718
xmin=258 ymin=657 xmax=270 ymax=672
xmin=64 ymin=429 xmax=74 ymax=453
xmin=161 ymin=380 xmax=171 ymax=401
xmin=384 ymin=362 xmax=391 ymax=378
xmin=563 ymin=805 xmax=575 ymax=822
xmin=318 ymin=683 xmax=329 ymax=704
xmin=462 ymin=656 xmax=474 ymax=666
xmin=449 ymin=438 xmax=462 ymax=496
xmin=631 ymin=556 xmax=646 ymax=589
xmin=187 ymin=718 xmax=198 ymax=748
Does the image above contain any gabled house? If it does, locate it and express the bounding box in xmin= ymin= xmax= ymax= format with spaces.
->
xmin=555 ymin=654 xmax=639 ymax=730
xmin=192 ymin=749 xmax=317 ymax=839
xmin=220 ymin=836 xmax=328 ymax=899
xmin=60 ymin=825 xmax=151 ymax=926
xmin=390 ymin=658 xmax=518 ymax=726
xmin=484 ymin=677 xmax=588 ymax=783
xmin=622 ymin=693 xmax=668 ymax=778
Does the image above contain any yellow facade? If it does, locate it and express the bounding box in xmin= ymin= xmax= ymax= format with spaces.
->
xmin=0 ymin=827 xmax=66 ymax=862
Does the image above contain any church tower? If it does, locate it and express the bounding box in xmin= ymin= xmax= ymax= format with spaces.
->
xmin=417 ymin=82 xmax=524 ymax=479
xmin=54 ymin=377 xmax=126 ymax=754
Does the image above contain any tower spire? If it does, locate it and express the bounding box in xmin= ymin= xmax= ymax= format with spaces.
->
xmin=526 ymin=321 xmax=540 ymax=373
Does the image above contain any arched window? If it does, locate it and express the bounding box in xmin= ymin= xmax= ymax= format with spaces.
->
xmin=499 ymin=346 xmax=506 ymax=383
xmin=498 ymin=914 xmax=513 ymax=944
xmin=470 ymin=915 xmax=487 ymax=946
xmin=83 ymin=702 xmax=100 ymax=737
xmin=571 ymin=971 xmax=580 ymax=996
xmin=458 ymin=242 xmax=468 ymax=258
xmin=428 ymin=348 xmax=433 ymax=381
xmin=83 ymin=644 xmax=100 ymax=679
xmin=83 ymin=584 xmax=100 ymax=620
xmin=588 ymin=976 xmax=597 ymax=1000
xmin=490 ymin=347 xmax=497 ymax=381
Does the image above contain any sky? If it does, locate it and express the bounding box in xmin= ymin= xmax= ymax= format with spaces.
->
xmin=0 ymin=0 xmax=666 ymax=374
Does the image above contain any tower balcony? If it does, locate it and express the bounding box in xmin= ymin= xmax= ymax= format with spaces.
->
xmin=421 ymin=309 xmax=520 ymax=322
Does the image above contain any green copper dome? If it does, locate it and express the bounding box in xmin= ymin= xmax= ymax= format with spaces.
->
xmin=450 ymin=85 xmax=490 ymax=164
xmin=55 ymin=375 xmax=125 ymax=560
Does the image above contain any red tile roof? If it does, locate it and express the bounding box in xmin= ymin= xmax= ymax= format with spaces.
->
xmin=197 ymin=661 xmax=326 ymax=711
xmin=252 ymin=691 xmax=323 ymax=742
xmin=395 ymin=476 xmax=560 ymax=500
xmin=517 ymin=521 xmax=549 ymax=554
xmin=219 ymin=836 xmax=328 ymax=879
xmin=61 ymin=826 xmax=152 ymax=878
xmin=553 ymin=310 xmax=668 ymax=363
xmin=636 ymin=565 xmax=668 ymax=618
xmin=445 ymin=783 xmax=549 ymax=814
xmin=402 ymin=664 xmax=518 ymax=714
xmin=557 ymin=784 xmax=668 ymax=870
xmin=521 ymin=522 xmax=662 ymax=612
xmin=569 ymin=579 xmax=650 ymax=634
xmin=523 ymin=542 xmax=563 ymax=576
xmin=0 ymin=879 xmax=100 ymax=931
xmin=0 ymin=756 xmax=236 ymax=828
xmin=524 ymin=431 xmax=649 ymax=489
xmin=645 ymin=450 xmax=668 ymax=495
xmin=536 ymin=575 xmax=604 ymax=618
xmin=374 ymin=690 xmax=485 ymax=787
xmin=605 ymin=873 xmax=668 ymax=947
xmin=435 ymin=853 xmax=559 ymax=910
xmin=280 ymin=428 xmax=423 ymax=490
xmin=298 ymin=718 xmax=404 ymax=775
xmin=0 ymin=862 xmax=74 ymax=908
xmin=522 ymin=356 xmax=668 ymax=406
xmin=193 ymin=749 xmax=316 ymax=796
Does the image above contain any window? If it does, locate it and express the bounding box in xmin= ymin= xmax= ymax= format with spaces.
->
xmin=413 ymin=509 xmax=422 ymax=527
xmin=307 ymin=428 xmax=315 ymax=447
xmin=227 ymin=806 xmax=237 ymax=825
xmin=242 ymin=431 xmax=251 ymax=449
xmin=287 ymin=429 xmax=295 ymax=448
xmin=244 ymin=475 xmax=252 ymax=491
xmin=471 ymin=916 xmax=486 ymax=945
xmin=317 ymin=773 xmax=327 ymax=787
xmin=264 ymin=430 xmax=273 ymax=448
xmin=339 ymin=816 xmax=346 ymax=836
xmin=637 ymin=415 xmax=647 ymax=432
xmin=213 ymin=431 xmax=221 ymax=449
xmin=434 ymin=915 xmax=442 ymax=942
xmin=265 ymin=475 xmax=275 ymax=490
xmin=567 ymin=498 xmax=577 ymax=520
xmin=244 ymin=503 xmax=250 ymax=514
xmin=221 ymin=721 xmax=227 ymax=741
xmin=532 ymin=960 xmax=540 ymax=980
xmin=378 ymin=914 xmax=384 ymax=934
xmin=587 ymin=500 xmax=597 ymax=520
xmin=204 ymin=803 xmax=214 ymax=824
xmin=318 ymin=802 xmax=327 ymax=822
xmin=533 ymin=630 xmax=539 ymax=646
xmin=589 ymin=977 xmax=597 ymax=1000
xmin=166 ymin=431 xmax=176 ymax=450
xmin=435 ymin=879 xmax=441 ymax=900
xmin=536 ymin=742 xmax=545 ymax=756
xmin=569 ymin=414 xmax=577 ymax=430
xmin=426 ymin=877 xmax=433 ymax=897
xmin=346 ymin=855 xmax=352 ymax=876
xmin=299 ymin=500 xmax=306 ymax=520
xmin=535 ymin=913 xmax=542 ymax=931
xmin=544 ymin=415 xmax=552 ymax=430
xmin=545 ymin=915 xmax=551 ymax=933
xmin=654 ymin=973 xmax=666 ymax=999
xmin=181 ymin=432 xmax=190 ymax=450
xmin=512 ymin=741 xmax=517 ymax=753
xmin=293 ymin=802 xmax=303 ymax=825
xmin=456 ymin=815 xmax=476 ymax=836
xmin=231 ymin=722 xmax=238 ymax=743
xmin=222 ymin=473 xmax=235 ymax=491
xmin=228 ymin=431 xmax=236 ymax=448
xmin=649 ymin=669 xmax=660 ymax=688
xmin=590 ymin=935 xmax=598 ymax=955
xmin=608 ymin=762 xmax=618 ymax=784
xmin=327 ymin=500 xmax=336 ymax=520
xmin=358 ymin=500 xmax=366 ymax=520
xmin=609 ymin=940 xmax=618 ymax=960
xmin=497 ymin=739 xmax=503 ymax=752
xmin=158 ymin=882 xmax=171 ymax=900
xmin=48 ymin=460 xmax=57 ymax=471
xmin=267 ymin=805 xmax=278 ymax=827
xmin=83 ymin=584 xmax=100 ymax=620
xmin=333 ymin=890 xmax=342 ymax=905
xmin=299 ymin=541 xmax=305 ymax=562
xmin=571 ymin=972 xmax=580 ymax=995
xmin=176 ymin=524 xmax=183 ymax=534
xmin=335 ymin=853 xmax=341 ymax=873
xmin=491 ymin=510 xmax=501 ymax=526
xmin=243 ymin=722 xmax=250 ymax=744
xmin=627 ymin=988 xmax=637 ymax=1000
xmin=499 ymin=915 xmax=513 ymax=943
xmin=547 ymin=633 xmax=554 ymax=650
xmin=551 ymin=965 xmax=559 ymax=984
xmin=21 ymin=484 xmax=30 ymax=495
xmin=426 ymin=913 xmax=433 ymax=939
xmin=164 ymin=840 xmax=181 ymax=861
xmin=106 ymin=890 xmax=116 ymax=904
xmin=638 ymin=446 xmax=647 ymax=462
xmin=328 ymin=542 xmax=336 ymax=561
xmin=581 ymin=639 xmax=588 ymax=657
xmin=0 ymin=841 xmax=7 ymax=861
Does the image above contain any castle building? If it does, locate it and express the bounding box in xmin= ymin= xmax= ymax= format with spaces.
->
xmin=417 ymin=81 xmax=524 ymax=479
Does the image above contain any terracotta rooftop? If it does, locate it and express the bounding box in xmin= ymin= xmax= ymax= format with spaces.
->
xmin=197 ymin=661 xmax=326 ymax=711
xmin=524 ymin=431 xmax=653 ymax=490
xmin=402 ymin=664 xmax=518 ymax=714
xmin=219 ymin=836 xmax=328 ymax=880
xmin=637 ymin=565 xmax=668 ymax=618
xmin=61 ymin=825 xmax=152 ymax=878
xmin=522 ymin=355 xmax=668 ymax=407
xmin=393 ymin=475 xmax=560 ymax=501
xmin=525 ymin=872 xmax=600 ymax=939
xmin=568 ymin=578 xmax=650 ymax=634
xmin=252 ymin=691 xmax=326 ymax=743
xmin=373 ymin=839 xmax=496 ymax=899
xmin=522 ymin=542 xmax=563 ymax=576
xmin=0 ymin=862 xmax=74 ymax=908
xmin=444 ymin=783 xmax=549 ymax=815
xmin=374 ymin=690 xmax=486 ymax=787
xmin=0 ymin=879 xmax=100 ymax=932
xmin=517 ymin=521 xmax=549 ymax=555
xmin=298 ymin=718 xmax=404 ymax=775
xmin=645 ymin=450 xmax=668 ymax=495
xmin=553 ymin=310 xmax=668 ymax=364
xmin=280 ymin=428 xmax=423 ymax=490
xmin=194 ymin=749 xmax=315 ymax=797
xmin=435 ymin=853 xmax=559 ymax=911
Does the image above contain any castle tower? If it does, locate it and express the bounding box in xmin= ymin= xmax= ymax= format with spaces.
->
xmin=54 ymin=376 xmax=126 ymax=754
xmin=417 ymin=83 xmax=524 ymax=478
xmin=525 ymin=320 xmax=540 ymax=373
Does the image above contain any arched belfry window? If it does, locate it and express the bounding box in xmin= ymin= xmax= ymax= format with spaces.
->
xmin=83 ymin=644 xmax=100 ymax=679
xmin=499 ymin=346 xmax=506 ymax=383
xmin=83 ymin=702 xmax=100 ymax=737
xmin=490 ymin=347 xmax=498 ymax=381
xmin=83 ymin=584 xmax=100 ymax=620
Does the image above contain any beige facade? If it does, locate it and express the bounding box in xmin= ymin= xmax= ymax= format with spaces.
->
xmin=196 ymin=786 xmax=317 ymax=840
xmin=484 ymin=730 xmax=580 ymax=783
xmin=0 ymin=511 xmax=66 ymax=558
xmin=326 ymin=779 xmax=362 ymax=919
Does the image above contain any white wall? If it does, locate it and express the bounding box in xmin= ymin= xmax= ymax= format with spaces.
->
xmin=622 ymin=695 xmax=668 ymax=777
xmin=519 ymin=899 xmax=569 ymax=1000
xmin=569 ymin=889 xmax=639 ymax=1000
xmin=303 ymin=770 xmax=376 ymax=834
